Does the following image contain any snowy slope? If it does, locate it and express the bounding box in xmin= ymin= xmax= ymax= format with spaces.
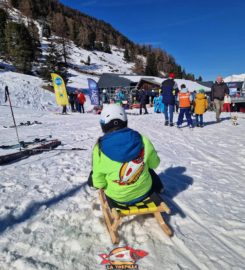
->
xmin=67 ymin=44 xmax=135 ymax=75
xmin=0 ymin=71 xmax=57 ymax=111
xmin=0 ymin=70 xmax=97 ymax=113
xmin=0 ymin=106 xmax=245 ymax=270
xmin=224 ymin=74 xmax=245 ymax=82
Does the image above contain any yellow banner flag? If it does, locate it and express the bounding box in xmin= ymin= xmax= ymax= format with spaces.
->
xmin=51 ymin=73 xmax=69 ymax=106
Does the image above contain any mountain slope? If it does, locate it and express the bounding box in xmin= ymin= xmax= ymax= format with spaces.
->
xmin=0 ymin=0 xmax=196 ymax=79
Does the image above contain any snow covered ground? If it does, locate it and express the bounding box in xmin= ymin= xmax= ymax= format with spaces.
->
xmin=0 ymin=71 xmax=57 ymax=111
xmin=0 ymin=104 xmax=245 ymax=270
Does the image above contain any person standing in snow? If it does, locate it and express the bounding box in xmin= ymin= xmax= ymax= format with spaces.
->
xmin=176 ymin=84 xmax=193 ymax=128
xmin=191 ymin=90 xmax=197 ymax=116
xmin=211 ymin=75 xmax=229 ymax=122
xmin=159 ymin=91 xmax=165 ymax=114
xmin=161 ymin=73 xmax=179 ymax=126
xmin=194 ymin=89 xmax=208 ymax=127
xmin=115 ymin=88 xmax=125 ymax=105
xmin=62 ymin=105 xmax=67 ymax=114
xmin=223 ymin=93 xmax=231 ymax=113
xmin=139 ymin=88 xmax=148 ymax=114
xmin=77 ymin=91 xmax=86 ymax=113
xmin=153 ymin=93 xmax=160 ymax=113
xmin=175 ymin=88 xmax=179 ymax=113
xmin=102 ymin=89 xmax=109 ymax=105
xmin=88 ymin=104 xmax=164 ymax=204
xmin=68 ymin=92 xmax=76 ymax=112
xmin=74 ymin=90 xmax=79 ymax=112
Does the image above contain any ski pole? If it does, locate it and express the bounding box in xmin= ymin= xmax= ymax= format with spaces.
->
xmin=30 ymin=148 xmax=87 ymax=152
xmin=5 ymin=86 xmax=21 ymax=151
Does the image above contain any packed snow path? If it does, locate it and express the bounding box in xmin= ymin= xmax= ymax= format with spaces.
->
xmin=0 ymin=107 xmax=245 ymax=270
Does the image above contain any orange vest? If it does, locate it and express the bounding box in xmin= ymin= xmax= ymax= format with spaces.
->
xmin=178 ymin=92 xmax=191 ymax=108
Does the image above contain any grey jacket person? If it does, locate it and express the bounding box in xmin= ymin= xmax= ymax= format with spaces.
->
xmin=211 ymin=81 xmax=229 ymax=101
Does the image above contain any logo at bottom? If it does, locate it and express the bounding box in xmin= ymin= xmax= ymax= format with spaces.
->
xmin=99 ymin=246 xmax=148 ymax=269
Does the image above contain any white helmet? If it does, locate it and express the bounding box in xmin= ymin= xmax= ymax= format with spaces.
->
xmin=100 ymin=104 xmax=127 ymax=133
xmin=102 ymin=89 xmax=107 ymax=93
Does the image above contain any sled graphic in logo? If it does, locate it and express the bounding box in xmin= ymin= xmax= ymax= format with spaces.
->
xmin=114 ymin=149 xmax=144 ymax=186
xmin=99 ymin=246 xmax=148 ymax=269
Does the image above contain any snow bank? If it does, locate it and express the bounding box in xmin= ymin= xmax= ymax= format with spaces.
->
xmin=0 ymin=71 xmax=57 ymax=111
xmin=224 ymin=74 xmax=245 ymax=82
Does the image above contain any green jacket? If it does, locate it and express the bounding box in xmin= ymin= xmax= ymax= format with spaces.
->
xmin=92 ymin=135 xmax=160 ymax=202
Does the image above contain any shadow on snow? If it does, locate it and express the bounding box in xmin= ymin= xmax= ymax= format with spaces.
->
xmin=0 ymin=182 xmax=87 ymax=235
xmin=158 ymin=166 xmax=193 ymax=234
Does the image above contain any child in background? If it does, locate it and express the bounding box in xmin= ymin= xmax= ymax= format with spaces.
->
xmin=88 ymin=104 xmax=163 ymax=204
xmin=177 ymin=84 xmax=193 ymax=128
xmin=194 ymin=89 xmax=208 ymax=127
xmin=153 ymin=93 xmax=160 ymax=113
xmin=158 ymin=91 xmax=165 ymax=113
xmin=223 ymin=93 xmax=231 ymax=113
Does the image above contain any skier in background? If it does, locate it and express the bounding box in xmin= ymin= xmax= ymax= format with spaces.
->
xmin=62 ymin=105 xmax=67 ymax=114
xmin=88 ymin=104 xmax=164 ymax=204
xmin=191 ymin=90 xmax=197 ymax=116
xmin=211 ymin=75 xmax=229 ymax=122
xmin=161 ymin=73 xmax=178 ymax=126
xmin=139 ymin=88 xmax=148 ymax=114
xmin=223 ymin=93 xmax=231 ymax=113
xmin=68 ymin=92 xmax=76 ymax=112
xmin=77 ymin=91 xmax=86 ymax=113
xmin=102 ymin=89 xmax=109 ymax=105
xmin=153 ymin=93 xmax=160 ymax=113
xmin=74 ymin=90 xmax=79 ymax=112
xmin=177 ymin=84 xmax=193 ymax=128
xmin=194 ymin=89 xmax=208 ymax=127
xmin=115 ymin=88 xmax=125 ymax=105
xmin=159 ymin=91 xmax=165 ymax=113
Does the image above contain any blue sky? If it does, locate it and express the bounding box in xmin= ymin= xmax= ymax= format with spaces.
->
xmin=60 ymin=0 xmax=245 ymax=81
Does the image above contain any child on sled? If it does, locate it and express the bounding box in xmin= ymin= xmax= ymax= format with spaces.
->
xmin=88 ymin=104 xmax=163 ymax=205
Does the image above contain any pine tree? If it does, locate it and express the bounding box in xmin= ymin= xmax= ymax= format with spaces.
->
xmin=182 ymin=69 xmax=187 ymax=79
xmin=197 ymin=76 xmax=203 ymax=82
xmin=27 ymin=20 xmax=41 ymax=61
xmin=40 ymin=38 xmax=68 ymax=83
xmin=145 ymin=52 xmax=158 ymax=76
xmin=103 ymin=42 xmax=111 ymax=53
xmin=132 ymin=57 xmax=145 ymax=75
xmin=85 ymin=31 xmax=96 ymax=50
xmin=124 ymin=48 xmax=131 ymax=62
xmin=4 ymin=21 xmax=35 ymax=73
xmin=0 ymin=8 xmax=8 ymax=55
xmin=52 ymin=13 xmax=70 ymax=66
xmin=10 ymin=0 xmax=19 ymax=9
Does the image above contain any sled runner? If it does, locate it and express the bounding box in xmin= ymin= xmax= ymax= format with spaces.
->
xmin=98 ymin=189 xmax=172 ymax=244
xmin=0 ymin=139 xmax=61 ymax=165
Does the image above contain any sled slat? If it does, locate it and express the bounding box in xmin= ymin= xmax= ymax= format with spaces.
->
xmin=98 ymin=190 xmax=172 ymax=244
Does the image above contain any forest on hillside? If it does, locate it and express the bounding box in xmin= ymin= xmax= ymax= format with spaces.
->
xmin=0 ymin=0 xmax=199 ymax=81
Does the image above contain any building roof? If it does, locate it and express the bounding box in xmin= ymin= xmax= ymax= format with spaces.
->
xmin=198 ymin=81 xmax=214 ymax=88
xmin=98 ymin=73 xmax=134 ymax=88
xmin=97 ymin=73 xmax=211 ymax=92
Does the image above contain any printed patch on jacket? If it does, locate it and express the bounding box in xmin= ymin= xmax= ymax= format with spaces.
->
xmin=114 ymin=149 xmax=144 ymax=186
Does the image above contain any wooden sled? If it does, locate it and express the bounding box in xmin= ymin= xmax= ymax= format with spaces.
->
xmin=99 ymin=189 xmax=172 ymax=244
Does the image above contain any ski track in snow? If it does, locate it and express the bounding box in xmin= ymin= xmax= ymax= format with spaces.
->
xmin=0 ymin=107 xmax=245 ymax=270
